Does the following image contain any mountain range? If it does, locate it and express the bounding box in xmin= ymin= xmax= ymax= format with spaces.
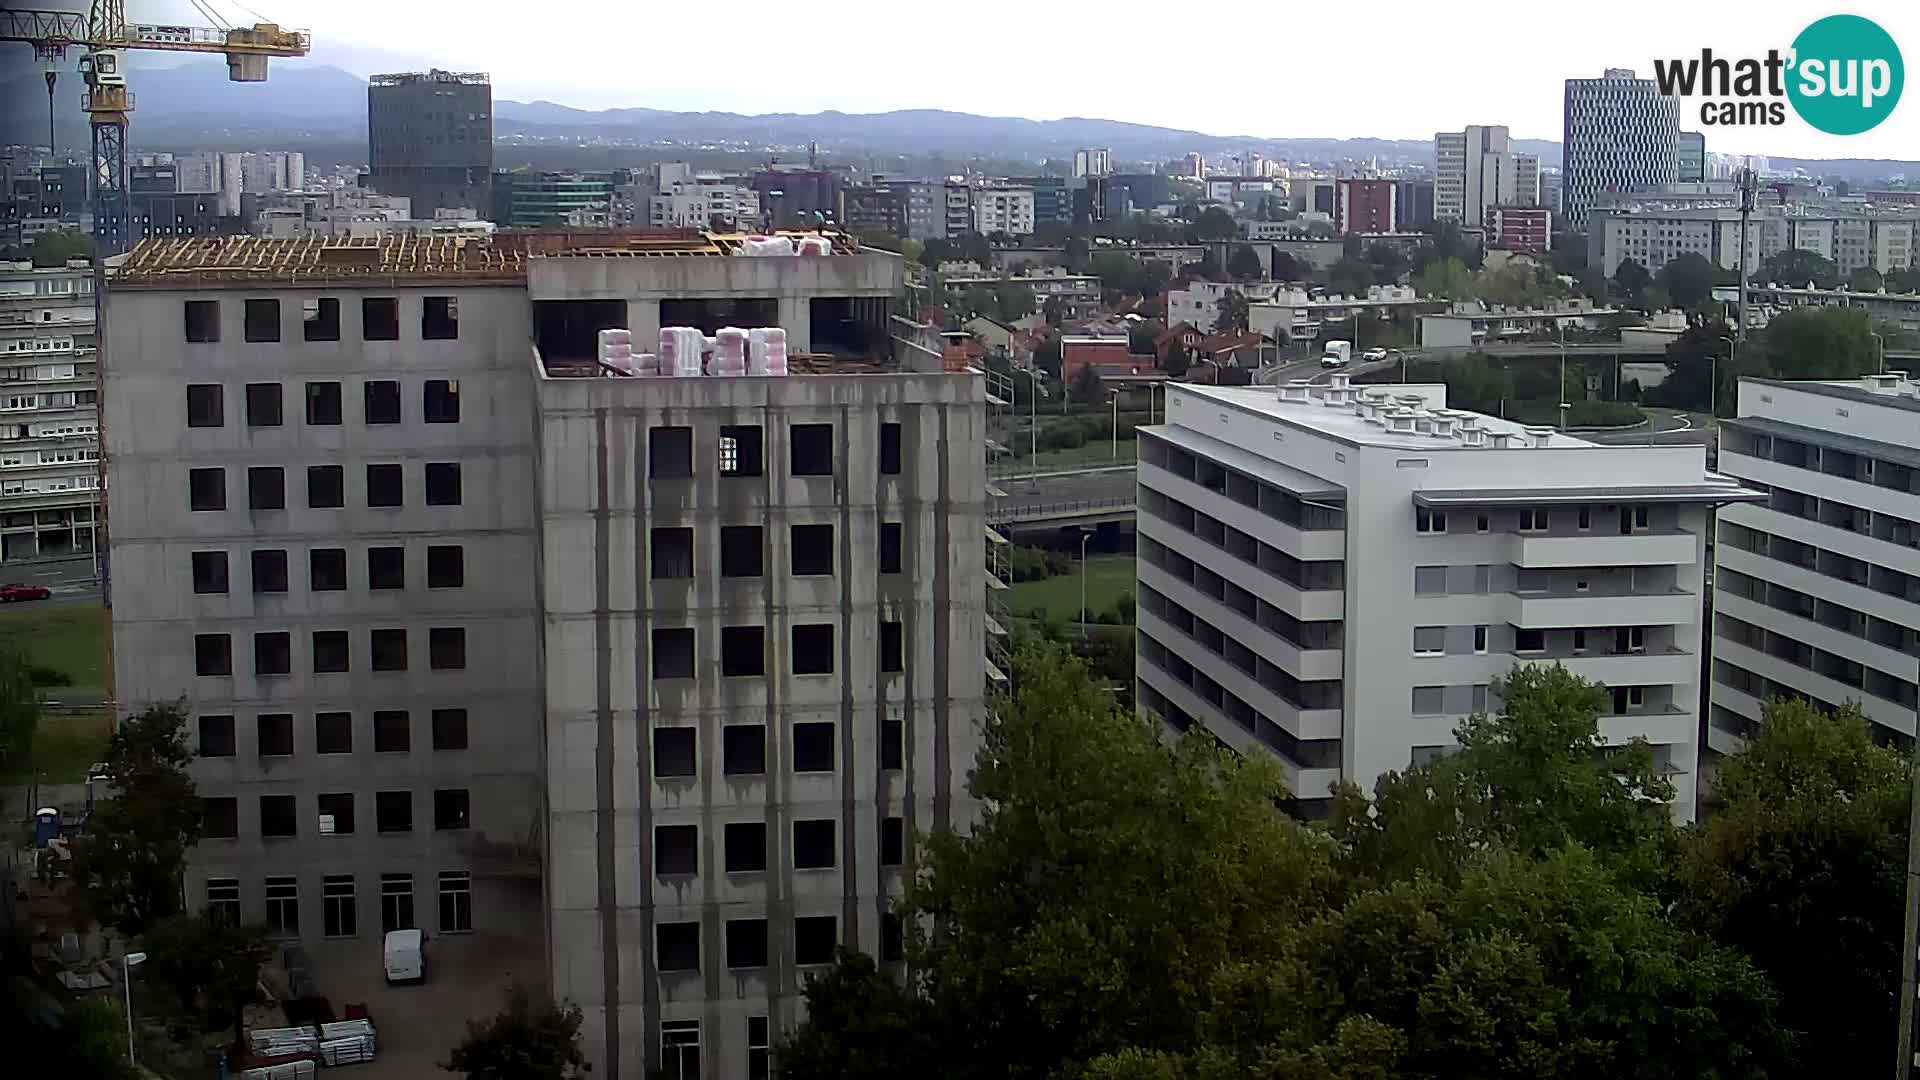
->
xmin=4 ymin=57 xmax=1914 ymax=179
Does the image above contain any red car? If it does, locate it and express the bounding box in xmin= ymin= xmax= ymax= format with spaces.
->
xmin=0 ymin=583 xmax=50 ymax=602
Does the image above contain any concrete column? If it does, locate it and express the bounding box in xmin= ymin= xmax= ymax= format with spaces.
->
xmin=629 ymin=299 xmax=662 ymax=349
xmin=777 ymin=296 xmax=811 ymax=353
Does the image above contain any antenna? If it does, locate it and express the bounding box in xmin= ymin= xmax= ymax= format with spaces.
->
xmin=1736 ymin=162 xmax=1757 ymax=342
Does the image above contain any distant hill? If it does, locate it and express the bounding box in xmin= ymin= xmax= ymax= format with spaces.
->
xmin=4 ymin=57 xmax=1914 ymax=181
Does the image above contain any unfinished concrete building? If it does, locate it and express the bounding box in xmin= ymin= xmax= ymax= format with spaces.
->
xmin=529 ymin=242 xmax=988 ymax=1079
xmin=103 ymin=230 xmax=987 ymax=1080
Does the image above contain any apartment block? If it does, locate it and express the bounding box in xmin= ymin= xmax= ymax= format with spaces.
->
xmin=971 ymin=186 xmax=1036 ymax=237
xmin=1434 ymin=125 xmax=1538 ymax=226
xmin=1711 ymin=375 xmax=1920 ymax=756
xmin=105 ymin=230 xmax=984 ymax=1080
xmin=1136 ymin=376 xmax=1758 ymax=819
xmin=0 ymin=258 xmax=100 ymax=561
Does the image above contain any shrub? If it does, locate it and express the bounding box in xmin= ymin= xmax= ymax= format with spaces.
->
xmin=1564 ymin=400 xmax=1644 ymax=427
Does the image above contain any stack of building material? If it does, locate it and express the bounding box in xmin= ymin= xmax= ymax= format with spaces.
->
xmin=796 ymin=236 xmax=833 ymax=256
xmin=317 ymin=1019 xmax=378 ymax=1065
xmin=597 ymin=328 xmax=633 ymax=375
xmin=749 ymin=327 xmax=788 ymax=376
xmin=741 ymin=235 xmax=796 ymax=256
xmin=711 ymin=328 xmax=748 ymax=376
xmin=249 ymin=1026 xmax=320 ymax=1058
xmin=239 ymin=1059 xmax=317 ymax=1080
xmin=659 ymin=327 xmax=705 ymax=377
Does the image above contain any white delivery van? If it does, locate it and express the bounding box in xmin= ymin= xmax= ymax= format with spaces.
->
xmin=383 ymin=929 xmax=426 ymax=984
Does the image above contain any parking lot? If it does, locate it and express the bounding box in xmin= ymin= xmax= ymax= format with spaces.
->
xmin=290 ymin=928 xmax=547 ymax=1078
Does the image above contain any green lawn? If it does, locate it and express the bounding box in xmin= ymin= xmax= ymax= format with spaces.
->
xmin=997 ymin=439 xmax=1139 ymax=475
xmin=0 ymin=602 xmax=107 ymax=690
xmin=15 ymin=706 xmax=113 ymax=783
xmin=1006 ymin=555 xmax=1136 ymax=623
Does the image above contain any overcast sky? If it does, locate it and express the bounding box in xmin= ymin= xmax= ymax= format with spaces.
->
xmin=114 ymin=0 xmax=1920 ymax=160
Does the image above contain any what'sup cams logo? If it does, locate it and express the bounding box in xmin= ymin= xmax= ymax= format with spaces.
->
xmin=1653 ymin=14 xmax=1903 ymax=134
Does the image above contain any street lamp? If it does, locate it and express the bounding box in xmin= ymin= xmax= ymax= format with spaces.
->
xmin=1556 ymin=320 xmax=1568 ymax=431
xmin=122 ymin=950 xmax=147 ymax=1066
xmin=1109 ymin=389 xmax=1121 ymax=461
xmin=1715 ymin=333 xmax=1736 ymax=420
xmin=1017 ymin=368 xmax=1040 ymax=484
xmin=1079 ymin=529 xmax=1093 ymax=639
xmin=1871 ymin=329 xmax=1885 ymax=375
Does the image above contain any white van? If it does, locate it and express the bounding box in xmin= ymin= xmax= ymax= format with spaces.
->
xmin=382 ymin=929 xmax=426 ymax=984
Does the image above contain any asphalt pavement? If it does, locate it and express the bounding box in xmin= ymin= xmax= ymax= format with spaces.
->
xmin=0 ymin=555 xmax=103 ymax=606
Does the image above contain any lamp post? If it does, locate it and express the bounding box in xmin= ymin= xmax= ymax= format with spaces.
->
xmin=1872 ymin=330 xmax=1886 ymax=375
xmin=1018 ymin=368 xmax=1039 ymax=485
xmin=122 ymin=950 xmax=147 ymax=1066
xmin=1079 ymin=530 xmax=1093 ymax=639
xmin=1556 ymin=320 xmax=1568 ymax=431
xmin=1109 ymin=390 xmax=1120 ymax=460
xmin=1715 ymin=333 xmax=1736 ymax=421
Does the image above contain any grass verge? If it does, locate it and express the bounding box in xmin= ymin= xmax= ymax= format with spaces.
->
xmin=0 ymin=602 xmax=106 ymax=689
xmin=1005 ymin=555 xmax=1136 ymax=623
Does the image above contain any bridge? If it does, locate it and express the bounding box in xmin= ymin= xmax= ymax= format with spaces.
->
xmin=990 ymin=466 xmax=1138 ymax=528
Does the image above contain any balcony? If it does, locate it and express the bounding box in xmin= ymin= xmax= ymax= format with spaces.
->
xmin=1511 ymin=530 xmax=1697 ymax=568
xmin=1507 ymin=589 xmax=1698 ymax=628
xmin=1540 ymin=647 xmax=1699 ymax=687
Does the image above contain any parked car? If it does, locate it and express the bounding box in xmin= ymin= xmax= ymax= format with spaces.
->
xmin=1362 ymin=347 xmax=1388 ymax=361
xmin=0 ymin=583 xmax=50 ymax=602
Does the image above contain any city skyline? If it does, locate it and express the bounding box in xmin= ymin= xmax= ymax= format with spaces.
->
xmin=104 ymin=0 xmax=1919 ymax=161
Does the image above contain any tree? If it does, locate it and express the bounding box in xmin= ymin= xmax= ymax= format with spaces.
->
xmin=1888 ymin=266 xmax=1920 ymax=293
xmin=23 ymin=230 xmax=94 ymax=268
xmin=0 ymin=647 xmax=37 ymax=783
xmin=918 ymin=237 xmax=954 ymax=270
xmin=1270 ymin=251 xmax=1306 ymax=282
xmin=1188 ymin=253 xmax=1223 ymax=280
xmin=1041 ymin=295 xmax=1068 ymax=327
xmin=1031 ymin=337 xmax=1063 ymax=381
xmin=1754 ymin=306 xmax=1880 ymax=380
xmin=1191 ymin=206 xmax=1237 ymax=241
xmin=957 ymin=231 xmax=993 ymax=268
xmin=1226 ymin=245 xmax=1265 ymax=281
xmin=1416 ymin=257 xmax=1474 ymax=301
xmin=1069 ymin=362 xmax=1103 ymax=404
xmin=145 ymin=912 xmax=272 ymax=1042
xmin=1679 ymin=699 xmax=1906 ymax=1075
xmin=1212 ymin=289 xmax=1249 ymax=334
xmin=1329 ymin=664 xmax=1675 ymax=888
xmin=1548 ymin=230 xmax=1589 ymax=277
xmin=994 ymin=281 xmax=1036 ymax=323
xmin=1760 ymin=248 xmax=1841 ymax=289
xmin=1139 ymin=260 xmax=1171 ymax=299
xmin=1161 ymin=343 xmax=1190 ymax=379
xmin=1089 ymin=252 xmax=1148 ymax=296
xmin=443 ymin=983 xmax=591 ymax=1080
xmin=904 ymin=643 xmax=1332 ymax=1080
xmin=23 ymin=999 xmax=140 ymax=1080
xmin=1326 ymin=256 xmax=1374 ymax=297
xmin=1848 ymin=266 xmax=1885 ymax=292
xmin=1611 ymin=257 xmax=1651 ymax=303
xmin=1364 ymin=242 xmax=1408 ymax=286
xmin=71 ymin=703 xmax=201 ymax=934
xmin=959 ymin=284 xmax=997 ymax=320
xmin=1064 ymin=234 xmax=1091 ymax=273
xmin=777 ymin=951 xmax=940 ymax=1080
xmin=1655 ymin=252 xmax=1727 ymax=310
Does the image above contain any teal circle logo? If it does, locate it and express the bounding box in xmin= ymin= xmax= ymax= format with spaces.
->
xmin=1787 ymin=14 xmax=1903 ymax=135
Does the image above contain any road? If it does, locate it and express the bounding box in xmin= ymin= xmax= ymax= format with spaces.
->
xmin=0 ymin=555 xmax=101 ymax=607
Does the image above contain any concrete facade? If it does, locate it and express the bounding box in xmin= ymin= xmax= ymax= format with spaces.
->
xmin=105 ymin=278 xmax=546 ymax=948
xmin=1138 ymin=378 xmax=1758 ymax=819
xmin=534 ymin=358 xmax=987 ymax=1080
xmin=1712 ymin=375 xmax=1920 ymax=755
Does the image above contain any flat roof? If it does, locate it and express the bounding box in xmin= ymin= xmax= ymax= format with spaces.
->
xmin=1724 ymin=414 xmax=1920 ymax=470
xmin=1414 ymin=484 xmax=1764 ymax=507
xmin=1744 ymin=376 xmax=1920 ymax=415
xmin=1175 ymin=382 xmax=1595 ymax=451
xmin=112 ymin=229 xmax=871 ymax=287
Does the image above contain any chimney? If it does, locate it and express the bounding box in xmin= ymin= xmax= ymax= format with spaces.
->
xmin=1328 ymin=371 xmax=1351 ymax=391
xmin=1462 ymin=427 xmax=1486 ymax=447
xmin=1278 ymin=379 xmax=1312 ymax=403
xmin=1387 ymin=409 xmax=1416 ymax=434
xmin=1430 ymin=414 xmax=1456 ymax=438
xmin=1490 ymin=431 xmax=1514 ymax=449
xmin=1523 ymin=425 xmax=1555 ymax=448
xmin=1865 ymin=373 xmax=1901 ymax=394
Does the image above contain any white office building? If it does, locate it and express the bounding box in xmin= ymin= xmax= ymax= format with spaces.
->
xmin=1711 ymin=375 xmax=1920 ymax=756
xmin=1434 ymin=125 xmax=1539 ymax=225
xmin=647 ymin=179 xmax=760 ymax=229
xmin=1562 ymin=69 xmax=1679 ymax=229
xmin=1073 ymin=148 xmax=1113 ymax=178
xmin=1135 ymin=376 xmax=1758 ymax=819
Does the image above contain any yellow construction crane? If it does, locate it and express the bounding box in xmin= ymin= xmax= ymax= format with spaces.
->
xmin=1 ymin=0 xmax=310 ymax=254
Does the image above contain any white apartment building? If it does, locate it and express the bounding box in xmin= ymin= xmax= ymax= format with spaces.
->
xmin=1562 ymin=69 xmax=1679 ymax=229
xmin=970 ymin=186 xmax=1036 ymax=237
xmin=1711 ymin=375 xmax=1920 ymax=757
xmin=647 ymin=179 xmax=759 ymax=229
xmin=1136 ymin=376 xmax=1759 ymax=819
xmin=1434 ymin=125 xmax=1538 ymax=225
xmin=1165 ymin=280 xmax=1290 ymax=330
xmin=0 ymin=258 xmax=100 ymax=561
xmin=1589 ymin=204 xmax=1920 ymax=277
xmin=1246 ymin=285 xmax=1427 ymax=343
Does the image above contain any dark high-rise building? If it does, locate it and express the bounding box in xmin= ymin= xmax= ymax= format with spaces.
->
xmin=751 ymin=169 xmax=843 ymax=229
xmin=367 ymin=70 xmax=493 ymax=217
xmin=1108 ymin=173 xmax=1170 ymax=213
xmin=843 ymin=185 xmax=907 ymax=236
xmin=1010 ymin=176 xmax=1072 ymax=227
xmin=1395 ymin=178 xmax=1436 ymax=230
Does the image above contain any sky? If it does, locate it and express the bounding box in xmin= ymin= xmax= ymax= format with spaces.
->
xmin=100 ymin=0 xmax=1920 ymax=160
